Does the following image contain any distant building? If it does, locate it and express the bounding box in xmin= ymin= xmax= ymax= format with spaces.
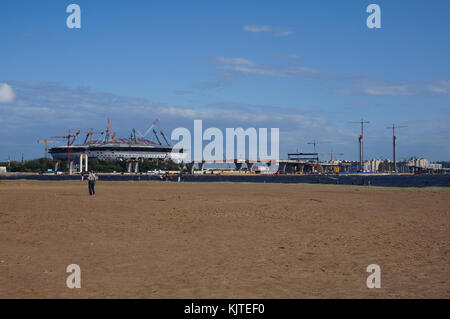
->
xmin=318 ymin=157 xmax=444 ymax=174
xmin=406 ymin=157 xmax=429 ymax=168
xmin=428 ymin=163 xmax=442 ymax=170
xmin=363 ymin=159 xmax=385 ymax=172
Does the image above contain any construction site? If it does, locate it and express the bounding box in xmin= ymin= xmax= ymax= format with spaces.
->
xmin=1 ymin=118 xmax=449 ymax=177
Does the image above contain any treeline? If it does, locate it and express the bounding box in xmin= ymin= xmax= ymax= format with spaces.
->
xmin=0 ymin=158 xmax=60 ymax=173
xmin=0 ymin=158 xmax=182 ymax=173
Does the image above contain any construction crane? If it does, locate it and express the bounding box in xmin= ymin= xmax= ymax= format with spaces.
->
xmin=307 ymin=140 xmax=329 ymax=154
xmin=307 ymin=140 xmax=331 ymax=163
xmin=51 ymin=130 xmax=80 ymax=164
xmin=37 ymin=138 xmax=59 ymax=158
xmin=320 ymin=151 xmax=344 ymax=162
xmin=387 ymin=124 xmax=407 ymax=172
xmin=108 ymin=118 xmax=115 ymax=142
xmin=81 ymin=129 xmax=104 ymax=144
xmin=136 ymin=119 xmax=160 ymax=139
xmin=153 ymin=129 xmax=162 ymax=145
xmin=160 ymin=130 xmax=171 ymax=146
xmin=52 ymin=130 xmax=80 ymax=145
xmin=349 ymin=119 xmax=370 ymax=172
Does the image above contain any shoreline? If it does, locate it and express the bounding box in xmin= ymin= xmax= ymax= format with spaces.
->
xmin=1 ymin=172 xmax=449 ymax=188
xmin=1 ymin=179 xmax=449 ymax=193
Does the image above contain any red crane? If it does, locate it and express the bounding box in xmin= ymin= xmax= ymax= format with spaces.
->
xmin=51 ymin=130 xmax=80 ymax=165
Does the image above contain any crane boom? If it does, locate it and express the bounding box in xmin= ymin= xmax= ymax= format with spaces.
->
xmin=153 ymin=129 xmax=162 ymax=145
xmin=37 ymin=139 xmax=59 ymax=158
xmin=81 ymin=129 xmax=104 ymax=144
xmin=307 ymin=140 xmax=330 ymax=154
xmin=160 ymin=130 xmax=171 ymax=146
xmin=108 ymin=118 xmax=115 ymax=142
xmin=142 ymin=119 xmax=159 ymax=138
xmin=51 ymin=129 xmax=80 ymax=164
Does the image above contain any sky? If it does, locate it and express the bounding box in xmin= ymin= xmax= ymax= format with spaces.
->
xmin=0 ymin=0 xmax=449 ymax=162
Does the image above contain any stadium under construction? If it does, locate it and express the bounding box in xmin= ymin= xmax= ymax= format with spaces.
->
xmin=47 ymin=119 xmax=186 ymax=173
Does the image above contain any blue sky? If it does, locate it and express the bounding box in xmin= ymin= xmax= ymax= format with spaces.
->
xmin=0 ymin=0 xmax=449 ymax=161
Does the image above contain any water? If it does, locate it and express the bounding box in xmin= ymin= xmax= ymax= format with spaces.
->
xmin=1 ymin=174 xmax=449 ymax=187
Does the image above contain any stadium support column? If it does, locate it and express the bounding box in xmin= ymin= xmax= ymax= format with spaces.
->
xmin=134 ymin=161 xmax=139 ymax=173
xmin=127 ymin=162 xmax=132 ymax=173
xmin=69 ymin=161 xmax=74 ymax=175
xmin=279 ymin=162 xmax=287 ymax=174
xmin=79 ymin=154 xmax=88 ymax=173
xmin=185 ymin=162 xmax=195 ymax=174
xmin=198 ymin=160 xmax=205 ymax=172
xmin=246 ymin=160 xmax=254 ymax=172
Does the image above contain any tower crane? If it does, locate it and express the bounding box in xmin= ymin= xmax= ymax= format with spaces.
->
xmin=81 ymin=129 xmax=104 ymax=144
xmin=37 ymin=138 xmax=59 ymax=158
xmin=307 ymin=140 xmax=329 ymax=154
xmin=387 ymin=124 xmax=407 ymax=172
xmin=51 ymin=130 xmax=80 ymax=164
xmin=349 ymin=119 xmax=370 ymax=172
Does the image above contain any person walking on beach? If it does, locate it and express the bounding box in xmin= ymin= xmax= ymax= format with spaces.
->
xmin=88 ymin=169 xmax=98 ymax=196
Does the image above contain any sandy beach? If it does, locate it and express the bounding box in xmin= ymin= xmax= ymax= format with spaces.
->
xmin=0 ymin=180 xmax=448 ymax=298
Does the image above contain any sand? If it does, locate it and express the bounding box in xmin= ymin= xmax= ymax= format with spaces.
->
xmin=0 ymin=180 xmax=448 ymax=298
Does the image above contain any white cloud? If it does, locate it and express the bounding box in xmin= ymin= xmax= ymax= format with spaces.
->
xmin=0 ymin=83 xmax=16 ymax=103
xmin=427 ymin=80 xmax=450 ymax=95
xmin=1 ymin=81 xmax=325 ymax=131
xmin=276 ymin=30 xmax=293 ymax=37
xmin=215 ymin=56 xmax=254 ymax=66
xmin=362 ymin=84 xmax=411 ymax=96
xmin=212 ymin=55 xmax=321 ymax=78
xmin=334 ymin=78 xmax=416 ymax=97
xmin=243 ymin=25 xmax=293 ymax=37
xmin=243 ymin=25 xmax=272 ymax=32
xmin=194 ymin=55 xmax=327 ymax=89
xmin=337 ymin=79 xmax=450 ymax=97
xmin=204 ymin=55 xmax=450 ymax=100
xmin=1 ymin=81 xmax=449 ymax=161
